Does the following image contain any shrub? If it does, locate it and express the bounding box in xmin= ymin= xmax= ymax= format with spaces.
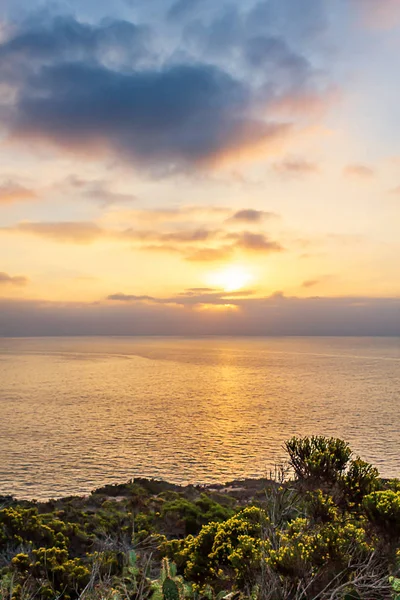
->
xmin=11 ymin=546 xmax=90 ymax=599
xmin=340 ymin=458 xmax=379 ymax=507
xmin=164 ymin=507 xmax=269 ymax=592
xmin=160 ymin=495 xmax=233 ymax=537
xmin=268 ymin=518 xmax=371 ymax=576
xmin=0 ymin=507 xmax=66 ymax=551
xmin=285 ymin=436 xmax=352 ymax=486
xmin=363 ymin=490 xmax=400 ymax=538
xmin=305 ymin=490 xmax=339 ymax=523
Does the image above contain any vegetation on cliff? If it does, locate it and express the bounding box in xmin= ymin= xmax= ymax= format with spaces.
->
xmin=1 ymin=437 xmax=400 ymax=599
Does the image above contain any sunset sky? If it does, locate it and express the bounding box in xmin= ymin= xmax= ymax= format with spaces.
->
xmin=0 ymin=0 xmax=399 ymax=335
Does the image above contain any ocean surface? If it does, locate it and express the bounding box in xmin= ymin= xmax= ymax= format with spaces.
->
xmin=0 ymin=336 xmax=399 ymax=500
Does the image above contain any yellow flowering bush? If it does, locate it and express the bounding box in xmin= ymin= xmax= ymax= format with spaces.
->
xmin=164 ymin=507 xmax=269 ymax=591
xmin=363 ymin=490 xmax=400 ymax=538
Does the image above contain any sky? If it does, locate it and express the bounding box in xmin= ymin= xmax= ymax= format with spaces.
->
xmin=0 ymin=0 xmax=399 ymax=335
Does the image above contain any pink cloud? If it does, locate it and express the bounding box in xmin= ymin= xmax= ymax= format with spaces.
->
xmin=343 ymin=164 xmax=375 ymax=179
xmin=353 ymin=0 xmax=400 ymax=29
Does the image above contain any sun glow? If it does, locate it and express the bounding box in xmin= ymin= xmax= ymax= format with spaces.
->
xmin=207 ymin=265 xmax=254 ymax=292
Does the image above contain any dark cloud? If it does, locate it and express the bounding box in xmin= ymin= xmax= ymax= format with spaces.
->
xmin=9 ymin=61 xmax=288 ymax=169
xmin=244 ymin=35 xmax=310 ymax=75
xmin=245 ymin=0 xmax=328 ymax=43
xmin=0 ymin=4 xmax=336 ymax=171
xmin=0 ymin=181 xmax=37 ymax=204
xmin=0 ymin=14 xmax=150 ymax=69
xmin=0 ymin=295 xmax=399 ymax=336
xmin=183 ymin=0 xmax=326 ymax=62
xmin=343 ymin=164 xmax=375 ymax=178
xmin=167 ymin=0 xmax=203 ymax=21
xmin=183 ymin=5 xmax=243 ymax=57
xmin=0 ymin=271 xmax=28 ymax=286
xmin=181 ymin=0 xmax=329 ymax=106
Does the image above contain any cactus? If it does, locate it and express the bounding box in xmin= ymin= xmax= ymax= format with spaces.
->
xmin=162 ymin=577 xmax=181 ymax=600
xmin=153 ymin=558 xmax=185 ymax=600
xmin=161 ymin=557 xmax=171 ymax=581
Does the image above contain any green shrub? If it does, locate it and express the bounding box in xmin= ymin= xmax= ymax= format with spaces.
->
xmin=268 ymin=518 xmax=371 ymax=578
xmin=0 ymin=507 xmax=66 ymax=551
xmin=160 ymin=495 xmax=233 ymax=537
xmin=305 ymin=490 xmax=339 ymax=523
xmin=340 ymin=458 xmax=379 ymax=507
xmin=164 ymin=507 xmax=269 ymax=592
xmin=285 ymin=436 xmax=352 ymax=485
xmin=11 ymin=546 xmax=90 ymax=599
xmin=363 ymin=490 xmax=400 ymax=538
xmin=0 ymin=457 xmax=398 ymax=600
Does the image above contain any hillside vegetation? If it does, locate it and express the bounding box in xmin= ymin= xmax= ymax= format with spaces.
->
xmin=1 ymin=437 xmax=400 ymax=600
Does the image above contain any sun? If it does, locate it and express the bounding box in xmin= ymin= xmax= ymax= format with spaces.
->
xmin=207 ymin=265 xmax=254 ymax=292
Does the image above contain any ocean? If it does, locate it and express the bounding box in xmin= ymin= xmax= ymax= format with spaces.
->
xmin=0 ymin=336 xmax=399 ymax=499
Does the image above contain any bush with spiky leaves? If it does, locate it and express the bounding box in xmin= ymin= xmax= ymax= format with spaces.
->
xmin=285 ymin=436 xmax=352 ymax=485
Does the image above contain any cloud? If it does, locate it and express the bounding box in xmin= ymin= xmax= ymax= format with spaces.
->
xmin=0 ymin=6 xmax=334 ymax=172
xmin=184 ymin=246 xmax=233 ymax=262
xmin=343 ymin=164 xmax=375 ymax=178
xmin=302 ymin=279 xmax=320 ymax=288
xmin=1 ymin=219 xmax=283 ymax=262
xmin=167 ymin=0 xmax=203 ymax=21
xmin=243 ymin=34 xmax=310 ymax=73
xmin=8 ymin=59 xmax=289 ymax=170
xmin=274 ymin=158 xmax=319 ymax=176
xmin=179 ymin=0 xmax=333 ymax=121
xmin=134 ymin=230 xmax=284 ymax=261
xmin=108 ymin=287 xmax=255 ymax=306
xmin=269 ymin=87 xmax=340 ymax=118
xmin=65 ymin=177 xmax=137 ymax=205
xmin=0 ymin=181 xmax=37 ymax=204
xmin=228 ymin=209 xmax=278 ymax=223
xmin=0 ymin=294 xmax=399 ymax=336
xmin=5 ymin=221 xmax=105 ymax=243
xmin=133 ymin=228 xmax=216 ymax=243
xmin=0 ymin=271 xmax=28 ymax=286
xmin=0 ymin=14 xmax=150 ymax=69
xmin=108 ymin=293 xmax=163 ymax=303
xmin=183 ymin=0 xmax=326 ymax=66
xmin=351 ymin=0 xmax=400 ymax=29
xmin=226 ymin=231 xmax=284 ymax=253
xmin=111 ymin=206 xmax=231 ymax=224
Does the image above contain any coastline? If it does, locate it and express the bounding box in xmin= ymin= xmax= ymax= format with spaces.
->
xmin=2 ymin=438 xmax=399 ymax=599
